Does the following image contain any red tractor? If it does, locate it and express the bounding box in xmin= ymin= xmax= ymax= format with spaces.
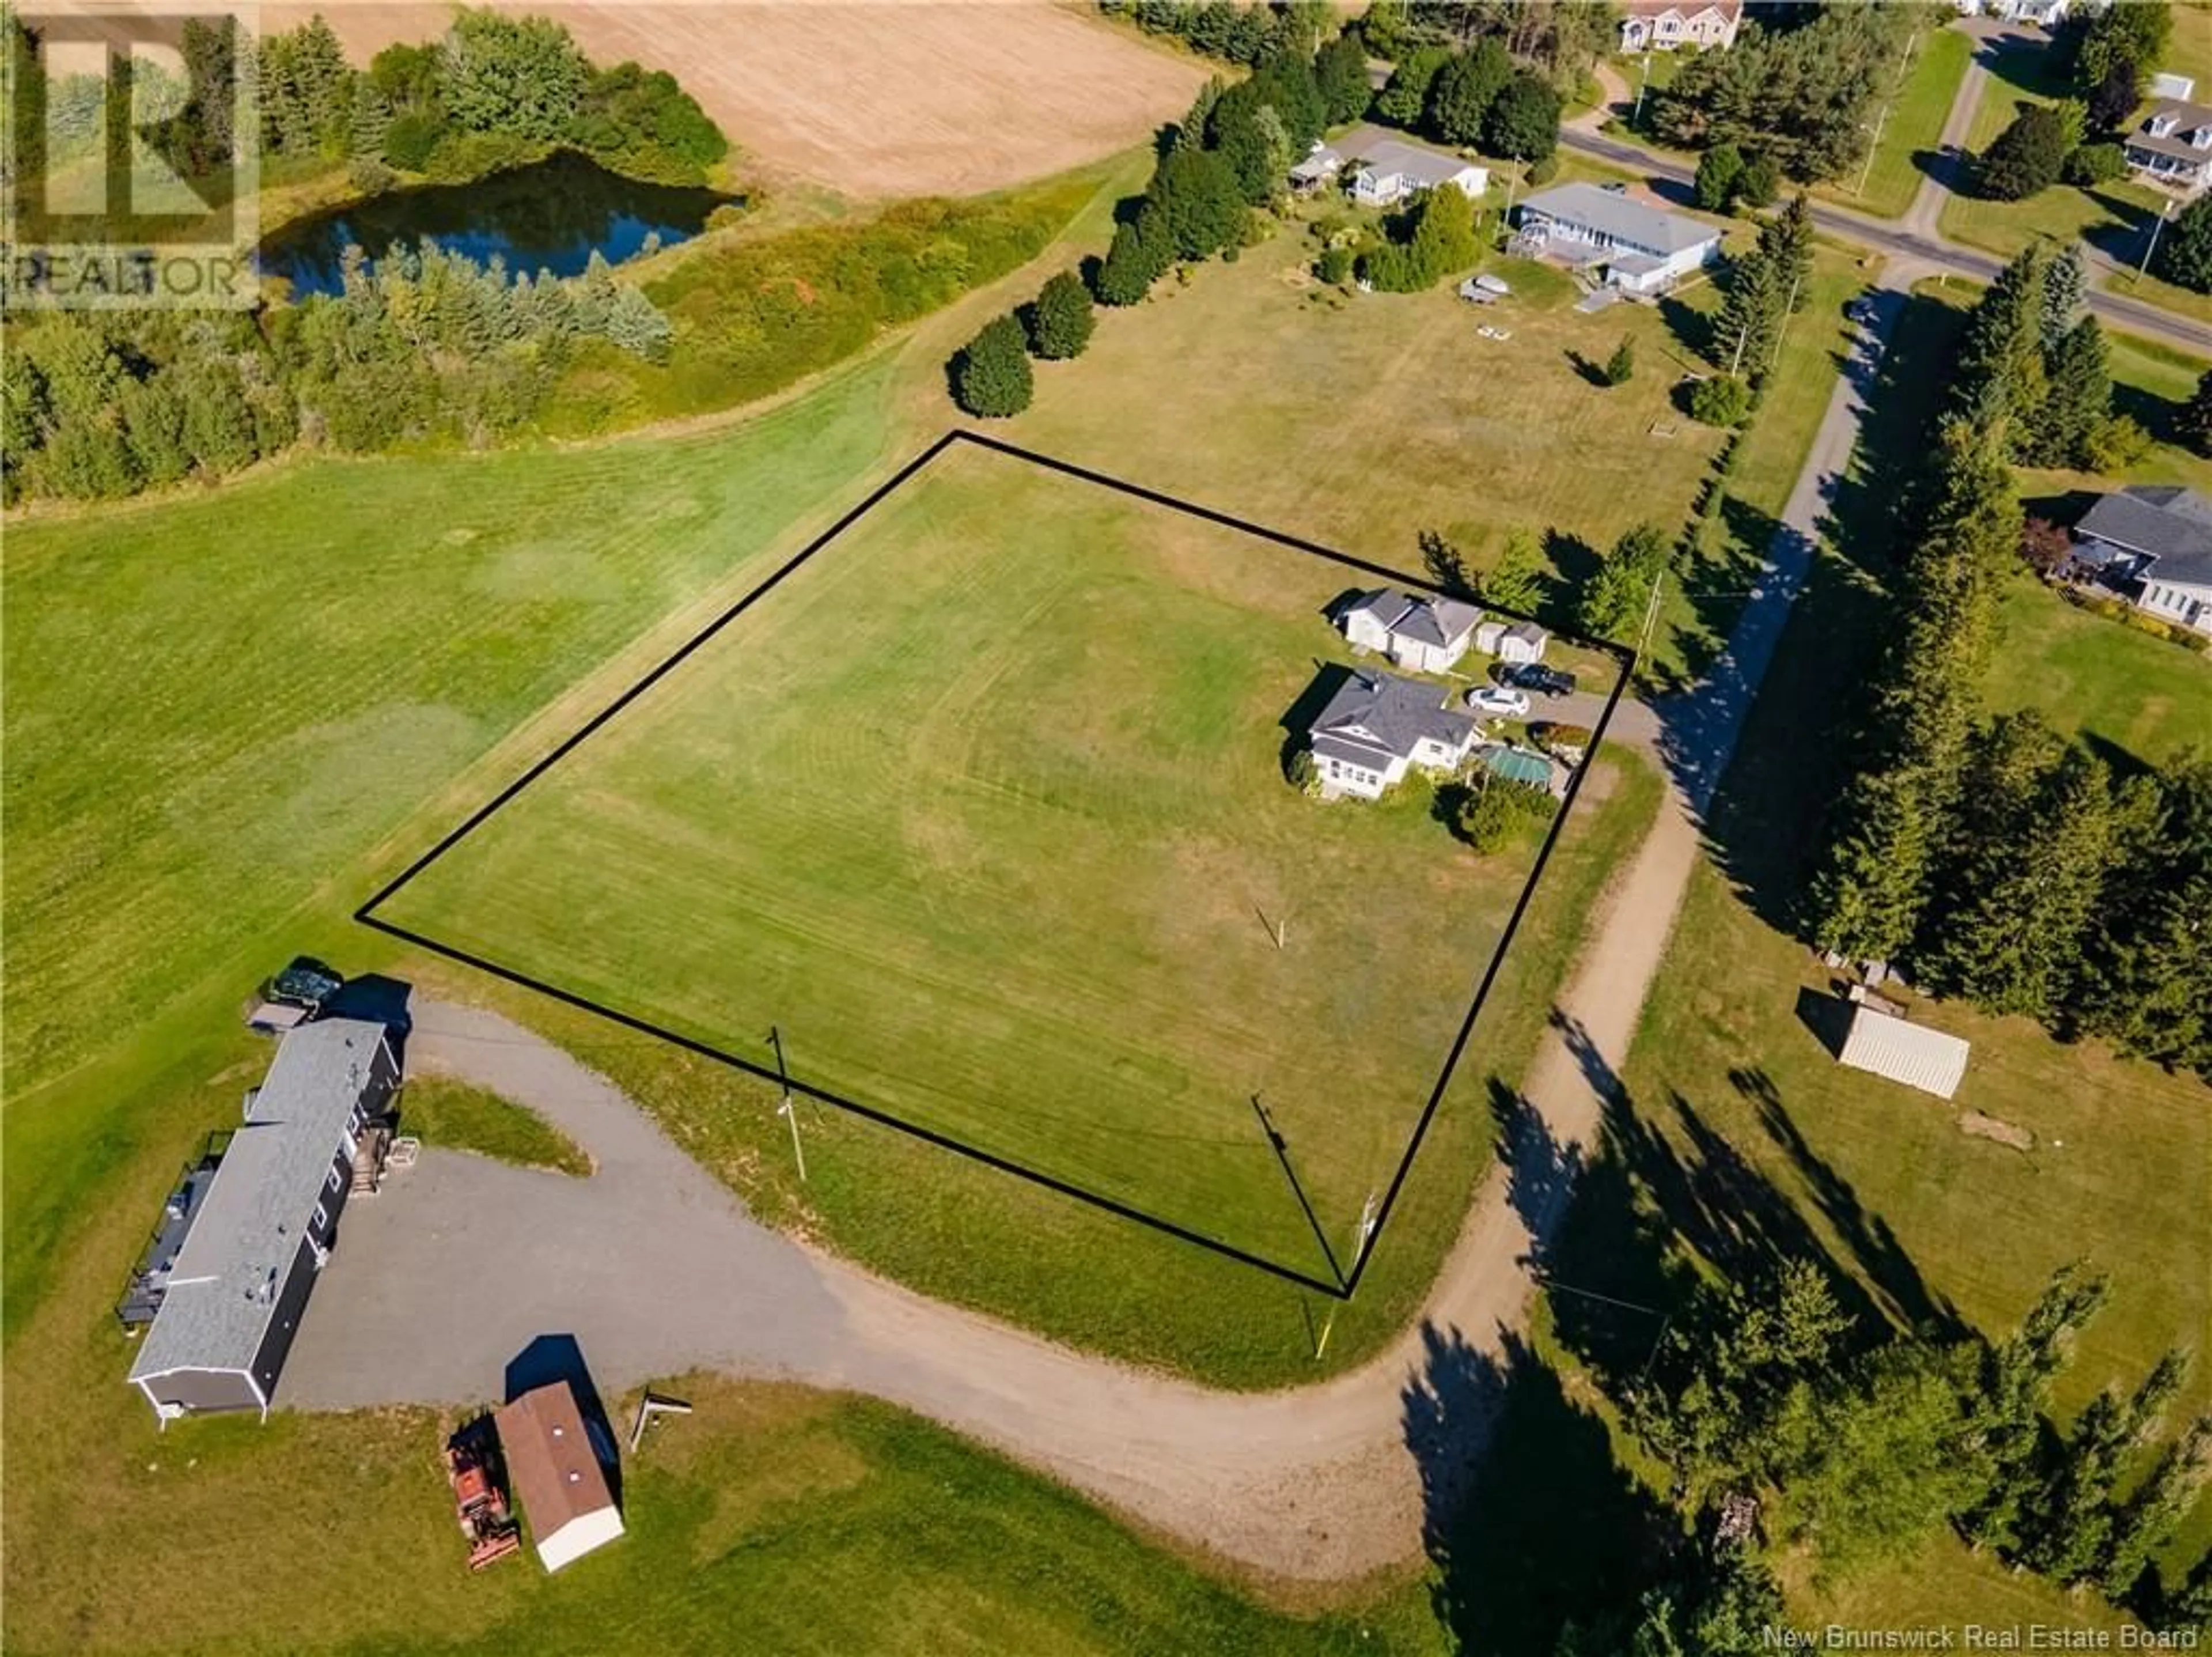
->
xmin=445 ymin=1422 xmax=521 ymax=1571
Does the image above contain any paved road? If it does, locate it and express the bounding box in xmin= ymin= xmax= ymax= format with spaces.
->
xmin=279 ymin=294 xmax=1912 ymax=1584
xmin=1558 ymin=123 xmax=2212 ymax=357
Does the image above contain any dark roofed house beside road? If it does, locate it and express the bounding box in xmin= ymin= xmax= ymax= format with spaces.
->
xmin=1338 ymin=587 xmax=1484 ymax=673
xmin=1306 ymin=668 xmax=1479 ymax=801
xmin=2123 ymin=98 xmax=2212 ymax=194
xmin=2073 ymin=486 xmax=2212 ymax=637
xmin=126 ymin=1019 xmax=399 ymax=1422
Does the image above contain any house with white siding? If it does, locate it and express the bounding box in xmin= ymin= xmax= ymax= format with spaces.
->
xmin=1305 ymin=669 xmax=1479 ymax=801
xmin=1338 ymin=587 xmax=1483 ymax=672
xmin=1619 ymin=0 xmax=1742 ymax=52
xmin=1514 ymin=184 xmax=1721 ymax=293
xmin=1291 ymin=125 xmax=1488 ymax=207
xmin=2124 ymin=99 xmax=2212 ymax=193
xmin=2071 ymin=486 xmax=2212 ymax=636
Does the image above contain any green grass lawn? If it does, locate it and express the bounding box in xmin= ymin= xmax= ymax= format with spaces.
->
xmin=374 ymin=437 xmax=1586 ymax=1278
xmin=1938 ymin=33 xmax=2212 ymax=325
xmin=2 ymin=1364 xmax=1446 ymax=1656
xmin=397 ymin=1073 xmax=592 ymax=1176
xmin=1817 ymin=24 xmax=1975 ymax=220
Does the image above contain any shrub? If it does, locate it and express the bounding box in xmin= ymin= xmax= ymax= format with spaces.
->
xmin=1526 ymin=155 xmax=1559 ymax=187
xmin=2084 ymin=413 xmax=2152 ymax=471
xmin=347 ymin=157 xmax=397 ymax=195
xmin=2153 ymin=194 xmax=2212 ymax=293
xmin=1026 ymin=270 xmax=1096 ymax=360
xmin=1976 ymin=105 xmax=2071 ymax=200
xmin=1318 ymin=244 xmax=1354 ymax=285
xmin=1287 ymin=748 xmax=1318 ymax=792
xmin=2062 ymin=141 xmax=2125 ymax=186
xmin=1455 ymin=776 xmax=1553 ymax=853
xmin=382 ymin=109 xmax=444 ymax=170
xmin=1689 ymin=374 xmax=1755 ymax=428
xmin=1695 ymin=142 xmax=1744 ymax=213
xmin=1737 ymin=153 xmax=1781 ymax=209
xmin=952 ymin=313 xmax=1033 ymax=418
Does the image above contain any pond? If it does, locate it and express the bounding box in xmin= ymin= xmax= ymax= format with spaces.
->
xmin=259 ymin=151 xmax=737 ymax=297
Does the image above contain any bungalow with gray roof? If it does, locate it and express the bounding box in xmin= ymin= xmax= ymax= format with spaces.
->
xmin=2072 ymin=486 xmax=2212 ymax=636
xmin=1338 ymin=587 xmax=1484 ymax=672
xmin=126 ymin=1018 xmax=399 ymax=1423
xmin=1291 ymin=125 xmax=1488 ymax=207
xmin=1514 ymin=183 xmax=1721 ymax=293
xmin=1306 ymin=668 xmax=1479 ymax=800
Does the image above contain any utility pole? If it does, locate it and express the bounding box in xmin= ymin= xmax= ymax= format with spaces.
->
xmin=768 ymin=1024 xmax=805 ymax=1182
xmin=1857 ymin=102 xmax=1889 ymax=199
xmin=1767 ymin=266 xmax=1804 ymax=375
xmin=1632 ymin=51 xmax=1652 ymax=127
xmin=1313 ymin=1190 xmax=1380 ymax=1361
xmin=2138 ymin=196 xmax=2176 ymax=284
xmin=1636 ymin=570 xmax=1666 ymax=661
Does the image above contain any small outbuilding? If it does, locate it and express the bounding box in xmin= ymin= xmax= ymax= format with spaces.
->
xmin=497 ymin=1380 xmax=626 ymax=1573
xmin=1475 ymin=619 xmax=1549 ymax=664
xmin=1836 ymin=1004 xmax=1970 ymax=1102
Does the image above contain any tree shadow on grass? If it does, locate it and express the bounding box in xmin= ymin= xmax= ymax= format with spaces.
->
xmin=1543 ymin=527 xmax=1601 ymax=593
xmin=1408 ymin=1321 xmax=1675 ymax=1656
xmin=1657 ymin=294 xmax=1714 ymax=365
xmin=1565 ymin=349 xmax=1613 ymax=388
xmin=1278 ymin=661 xmax=1352 ymax=780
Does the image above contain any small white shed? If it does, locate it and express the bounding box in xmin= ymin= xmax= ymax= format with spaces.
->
xmin=1836 ymin=1005 xmax=1970 ymax=1101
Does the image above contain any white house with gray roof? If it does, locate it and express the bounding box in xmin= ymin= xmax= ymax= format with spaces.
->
xmin=1307 ymin=668 xmax=1480 ymax=800
xmin=1291 ymin=125 xmax=1488 ymax=207
xmin=1514 ymin=183 xmax=1721 ymax=293
xmin=1338 ymin=587 xmax=1484 ymax=672
xmin=126 ymin=1018 xmax=398 ymax=1422
xmin=2073 ymin=486 xmax=2212 ymax=636
xmin=2124 ymin=99 xmax=2212 ymax=193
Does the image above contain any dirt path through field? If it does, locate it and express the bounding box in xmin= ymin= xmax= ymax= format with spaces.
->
xmin=270 ymin=2 xmax=1207 ymax=199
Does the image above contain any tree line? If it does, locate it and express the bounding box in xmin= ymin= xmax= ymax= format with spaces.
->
xmin=1102 ymin=0 xmax=1334 ymax=68
xmin=1649 ymin=3 xmax=1921 ymax=188
xmin=1805 ymin=244 xmax=2207 ymax=1080
xmin=1372 ymin=36 xmax=1562 ymax=164
xmin=2 ymin=243 xmax=672 ymax=503
xmin=1593 ymin=1258 xmax=2212 ymax=1646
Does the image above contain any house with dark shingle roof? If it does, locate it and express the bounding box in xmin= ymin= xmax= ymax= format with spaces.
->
xmin=2073 ymin=486 xmax=2212 ymax=637
xmin=1306 ymin=668 xmax=1479 ymax=800
xmin=1338 ymin=587 xmax=1484 ymax=673
xmin=2124 ymin=99 xmax=2212 ymax=194
xmin=1290 ymin=125 xmax=1489 ymax=207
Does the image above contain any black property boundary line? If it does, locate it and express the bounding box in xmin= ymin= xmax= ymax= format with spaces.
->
xmin=357 ymin=429 xmax=1635 ymax=1303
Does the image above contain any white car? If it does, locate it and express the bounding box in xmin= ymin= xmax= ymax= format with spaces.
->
xmin=1466 ymin=686 xmax=1531 ymax=717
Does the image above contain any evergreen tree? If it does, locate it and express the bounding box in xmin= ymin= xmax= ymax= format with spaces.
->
xmin=1977 ymin=105 xmax=2073 ymax=200
xmin=2153 ymin=194 xmax=2212 ymax=294
xmin=1173 ymin=76 xmax=1223 ymax=152
xmin=1604 ymin=334 xmax=1635 ymax=385
xmin=1694 ymin=141 xmax=1745 ymax=212
xmin=2033 ymin=316 xmax=2112 ymax=470
xmin=2074 ymin=758 xmax=2212 ymax=1077
xmin=348 ymin=74 xmax=392 ymax=159
xmin=2042 ymin=241 xmax=2088 ymax=348
xmin=2101 ymin=1420 xmax=2212 ymax=1603
xmin=1026 ymin=270 xmax=1095 ymax=360
xmin=1424 ymin=40 xmax=1510 ymax=146
xmin=1315 ymin=32 xmax=1370 ymax=126
xmin=1577 ymin=521 xmax=1670 ymax=643
xmin=2178 ymin=368 xmax=2212 ymax=458
xmin=1152 ymin=143 xmax=1245 ymax=259
xmin=951 ymin=313 xmax=1033 ymax=418
xmin=1961 ymin=1259 xmax=2112 ymax=1555
xmin=2073 ymin=0 xmax=2173 ymax=92
xmin=1375 ymin=44 xmax=1449 ymax=127
xmin=1484 ymin=71 xmax=1561 ymax=162
xmin=1955 ymin=245 xmax=2048 ymax=424
xmin=1763 ymin=194 xmax=1815 ymax=312
xmin=1481 ymin=527 xmax=1547 ymax=615
xmin=1095 ymin=205 xmax=1172 ymax=305
xmin=1713 ymin=245 xmax=1782 ymax=379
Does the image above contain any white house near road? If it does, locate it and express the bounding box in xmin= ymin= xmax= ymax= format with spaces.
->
xmin=1338 ymin=587 xmax=1483 ymax=672
xmin=2071 ymin=486 xmax=2212 ymax=636
xmin=1291 ymin=124 xmax=1488 ymax=207
xmin=1514 ymin=183 xmax=1721 ymax=293
xmin=1618 ymin=0 xmax=1742 ymax=52
xmin=2124 ymin=99 xmax=2212 ymax=194
xmin=1307 ymin=669 xmax=1479 ymax=800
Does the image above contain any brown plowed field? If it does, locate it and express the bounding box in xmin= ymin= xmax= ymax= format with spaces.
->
xmin=267 ymin=2 xmax=1208 ymax=198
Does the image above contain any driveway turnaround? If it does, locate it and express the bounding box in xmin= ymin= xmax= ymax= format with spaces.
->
xmin=283 ymin=294 xmax=1904 ymax=1580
